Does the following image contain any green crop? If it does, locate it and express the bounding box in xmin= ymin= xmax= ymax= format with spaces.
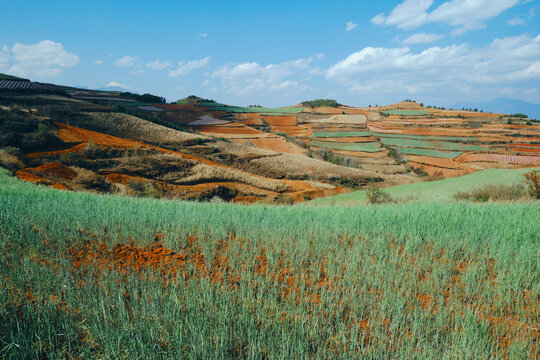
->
xmin=0 ymin=168 xmax=538 ymax=359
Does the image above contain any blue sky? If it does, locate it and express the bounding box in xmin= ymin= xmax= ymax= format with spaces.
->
xmin=0 ymin=0 xmax=539 ymax=107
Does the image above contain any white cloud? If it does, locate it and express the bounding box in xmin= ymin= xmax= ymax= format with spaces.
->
xmin=94 ymin=59 xmax=103 ymax=65
xmin=346 ymin=21 xmax=358 ymax=31
xmin=114 ymin=56 xmax=138 ymax=67
xmin=106 ymin=81 xmax=129 ymax=89
xmin=175 ymin=86 xmax=184 ymax=91
xmin=1 ymin=40 xmax=79 ymax=78
xmin=327 ymin=33 xmax=540 ymax=96
xmin=129 ymin=69 xmax=144 ymax=75
xmin=145 ymin=59 xmax=171 ymax=70
xmin=507 ymin=17 xmax=525 ymax=25
xmin=373 ymin=0 xmax=520 ymax=34
xmin=169 ymin=56 xmax=210 ymax=77
xmin=371 ymin=13 xmax=386 ymax=25
xmin=402 ymin=33 xmax=444 ymax=44
xmin=210 ymin=56 xmax=318 ymax=96
xmin=199 ymin=33 xmax=207 ymax=38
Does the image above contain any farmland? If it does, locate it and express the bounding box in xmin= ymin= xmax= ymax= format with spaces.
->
xmin=1 ymin=169 xmax=539 ymax=359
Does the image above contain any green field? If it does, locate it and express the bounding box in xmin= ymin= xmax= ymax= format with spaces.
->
xmin=311 ymin=140 xmax=380 ymax=152
xmin=1 ymin=168 xmax=538 ymax=359
xmin=394 ymin=147 xmax=464 ymax=159
xmin=379 ymin=137 xmax=487 ymax=151
xmin=314 ymin=167 xmax=540 ymax=204
xmin=312 ymin=131 xmax=373 ymax=138
xmin=376 ymin=133 xmax=477 ymax=142
xmin=198 ymin=102 xmax=304 ymax=114
xmin=385 ymin=110 xmax=428 ymax=116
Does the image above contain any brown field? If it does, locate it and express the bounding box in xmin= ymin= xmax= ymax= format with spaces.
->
xmin=261 ymin=115 xmax=297 ymax=126
xmin=249 ymin=138 xmax=306 ymax=155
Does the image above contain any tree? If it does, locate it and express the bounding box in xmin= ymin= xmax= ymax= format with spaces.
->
xmin=523 ymin=170 xmax=540 ymax=199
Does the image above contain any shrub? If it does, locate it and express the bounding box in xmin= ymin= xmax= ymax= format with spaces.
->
xmin=454 ymin=183 xmax=529 ymax=202
xmin=71 ymin=167 xmax=111 ymax=192
xmin=129 ymin=180 xmax=159 ymax=198
xmin=523 ymin=170 xmax=540 ymax=199
xmin=366 ymin=184 xmax=392 ymax=204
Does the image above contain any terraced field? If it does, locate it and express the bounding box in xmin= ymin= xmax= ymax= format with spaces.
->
xmin=311 ymin=140 xmax=380 ymax=152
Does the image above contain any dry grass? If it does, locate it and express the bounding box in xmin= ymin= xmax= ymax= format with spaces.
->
xmin=0 ymin=151 xmax=24 ymax=171
xmin=82 ymin=112 xmax=208 ymax=143
xmin=250 ymin=153 xmax=377 ymax=179
xmin=176 ymin=164 xmax=290 ymax=192
xmin=212 ymin=140 xmax=277 ymax=156
xmin=70 ymin=167 xmax=111 ymax=192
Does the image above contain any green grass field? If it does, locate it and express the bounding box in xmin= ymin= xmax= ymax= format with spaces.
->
xmin=394 ymin=147 xmax=464 ymax=159
xmin=311 ymin=140 xmax=380 ymax=152
xmin=385 ymin=110 xmax=428 ymax=116
xmin=379 ymin=137 xmax=487 ymax=151
xmin=1 ymin=168 xmax=538 ymax=359
xmin=314 ymin=167 xmax=540 ymax=205
xmin=376 ymin=133 xmax=477 ymax=142
xmin=312 ymin=131 xmax=373 ymax=138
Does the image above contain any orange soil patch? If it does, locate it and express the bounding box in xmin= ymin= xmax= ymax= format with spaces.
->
xmin=26 ymin=162 xmax=77 ymax=180
xmin=197 ymin=124 xmax=263 ymax=135
xmin=455 ymin=153 xmax=540 ymax=165
xmin=56 ymin=122 xmax=143 ymax=147
xmin=261 ymin=115 xmax=296 ymax=126
xmin=249 ymin=137 xmax=306 ymax=155
xmin=476 ymin=137 xmax=509 ymax=142
xmin=406 ymin=155 xmax=462 ymax=169
xmin=335 ymin=150 xmax=389 ymax=158
xmin=15 ymin=170 xmax=68 ymax=190
xmin=235 ymin=112 xmax=265 ymax=126
xmin=316 ymin=136 xmax=378 ymax=143
xmin=512 ymin=147 xmax=540 ymax=153
xmin=409 ymin=162 xmax=469 ymax=178
xmin=270 ymin=125 xmax=312 ymax=137
xmin=511 ymin=143 xmax=540 ymax=148
xmin=430 ymin=110 xmax=502 ymax=118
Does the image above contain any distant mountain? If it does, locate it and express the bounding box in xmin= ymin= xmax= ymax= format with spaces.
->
xmin=452 ymin=98 xmax=540 ymax=120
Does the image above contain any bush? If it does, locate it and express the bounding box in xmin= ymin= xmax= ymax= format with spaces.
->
xmin=71 ymin=167 xmax=111 ymax=192
xmin=454 ymin=183 xmax=529 ymax=202
xmin=523 ymin=170 xmax=540 ymax=199
xmin=366 ymin=184 xmax=392 ymax=204
xmin=129 ymin=180 xmax=159 ymax=198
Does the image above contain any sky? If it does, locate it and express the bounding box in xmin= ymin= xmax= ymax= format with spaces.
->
xmin=0 ymin=0 xmax=539 ymax=107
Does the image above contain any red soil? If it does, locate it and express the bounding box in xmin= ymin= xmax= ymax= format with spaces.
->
xmin=511 ymin=143 xmax=540 ymax=148
xmin=315 ymin=136 xmax=378 ymax=143
xmin=235 ymin=113 xmax=265 ymax=126
xmin=261 ymin=115 xmax=296 ymax=126
xmin=26 ymin=162 xmax=77 ymax=180
xmin=512 ymin=147 xmax=540 ymax=153
xmin=15 ymin=170 xmax=68 ymax=190
xmin=409 ymin=162 xmax=469 ymax=178
xmin=270 ymin=125 xmax=312 ymax=137
xmin=197 ymin=124 xmax=263 ymax=135
xmin=334 ymin=150 xmax=389 ymax=158
xmin=405 ymin=155 xmax=462 ymax=169
xmin=455 ymin=153 xmax=540 ymax=165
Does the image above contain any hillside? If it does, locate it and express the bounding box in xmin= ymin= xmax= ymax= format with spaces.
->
xmin=1 ymin=78 xmax=539 ymax=204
